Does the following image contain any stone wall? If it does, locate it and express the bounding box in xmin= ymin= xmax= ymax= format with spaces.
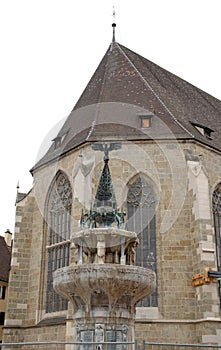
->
xmin=4 ymin=192 xmax=34 ymax=333
xmin=3 ymin=322 xmax=66 ymax=350
xmin=135 ymin=321 xmax=197 ymax=344
xmin=3 ymin=140 xmax=221 ymax=346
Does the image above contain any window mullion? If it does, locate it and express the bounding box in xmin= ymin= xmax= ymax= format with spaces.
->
xmin=46 ymin=173 xmax=72 ymax=313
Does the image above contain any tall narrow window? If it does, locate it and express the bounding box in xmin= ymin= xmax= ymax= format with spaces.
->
xmin=126 ymin=174 xmax=157 ymax=307
xmin=212 ymin=184 xmax=221 ymax=307
xmin=212 ymin=184 xmax=221 ymax=272
xmin=46 ymin=172 xmax=72 ymax=313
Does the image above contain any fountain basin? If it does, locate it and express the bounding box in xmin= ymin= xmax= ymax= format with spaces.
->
xmin=53 ymin=263 xmax=156 ymax=316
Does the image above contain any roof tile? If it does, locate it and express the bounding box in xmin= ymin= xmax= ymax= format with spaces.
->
xmin=32 ymin=42 xmax=221 ymax=171
xmin=0 ymin=236 xmax=11 ymax=282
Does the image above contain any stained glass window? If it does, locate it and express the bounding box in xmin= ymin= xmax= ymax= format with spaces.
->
xmin=126 ymin=174 xmax=158 ymax=307
xmin=46 ymin=172 xmax=72 ymax=313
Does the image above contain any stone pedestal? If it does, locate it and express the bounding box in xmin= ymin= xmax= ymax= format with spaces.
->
xmin=53 ymin=228 xmax=156 ymax=349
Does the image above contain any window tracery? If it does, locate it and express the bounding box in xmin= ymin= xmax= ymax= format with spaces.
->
xmin=127 ymin=175 xmax=156 ymax=207
xmin=46 ymin=172 xmax=72 ymax=313
xmin=126 ymin=175 xmax=157 ymax=307
xmin=212 ymin=184 xmax=221 ymax=272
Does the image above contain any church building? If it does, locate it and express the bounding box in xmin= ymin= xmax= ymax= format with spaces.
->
xmin=3 ymin=25 xmax=221 ymax=347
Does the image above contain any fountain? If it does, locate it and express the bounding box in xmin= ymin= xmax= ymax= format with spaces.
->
xmin=53 ymin=143 xmax=156 ymax=349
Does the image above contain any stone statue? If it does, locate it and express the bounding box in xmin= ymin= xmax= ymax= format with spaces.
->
xmin=127 ymin=240 xmax=138 ymax=265
xmin=122 ymin=324 xmax=128 ymax=350
xmin=71 ymin=243 xmax=79 ymax=264
xmin=97 ymin=240 xmax=105 ymax=264
xmin=95 ymin=324 xmax=104 ymax=350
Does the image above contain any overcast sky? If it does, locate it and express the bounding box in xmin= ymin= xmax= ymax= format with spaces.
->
xmin=0 ymin=0 xmax=221 ymax=235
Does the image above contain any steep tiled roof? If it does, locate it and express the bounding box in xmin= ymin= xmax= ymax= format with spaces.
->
xmin=32 ymin=42 xmax=221 ymax=171
xmin=0 ymin=236 xmax=11 ymax=282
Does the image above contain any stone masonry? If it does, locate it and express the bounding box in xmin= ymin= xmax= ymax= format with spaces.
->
xmin=3 ymin=140 xmax=221 ymax=347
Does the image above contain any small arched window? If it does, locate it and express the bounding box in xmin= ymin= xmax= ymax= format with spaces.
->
xmin=126 ymin=174 xmax=157 ymax=307
xmin=212 ymin=184 xmax=221 ymax=272
xmin=46 ymin=172 xmax=72 ymax=313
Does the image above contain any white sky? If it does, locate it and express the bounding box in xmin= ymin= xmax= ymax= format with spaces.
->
xmin=0 ymin=0 xmax=221 ymax=235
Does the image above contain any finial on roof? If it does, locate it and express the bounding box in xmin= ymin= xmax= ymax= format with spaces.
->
xmin=112 ymin=6 xmax=116 ymax=42
xmin=15 ymin=181 xmax=19 ymax=205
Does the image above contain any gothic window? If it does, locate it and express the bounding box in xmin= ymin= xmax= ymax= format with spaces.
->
xmin=46 ymin=172 xmax=72 ymax=313
xmin=212 ymin=184 xmax=221 ymax=272
xmin=126 ymin=174 xmax=157 ymax=307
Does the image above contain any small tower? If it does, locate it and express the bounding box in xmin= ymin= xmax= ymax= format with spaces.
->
xmin=53 ymin=144 xmax=156 ymax=349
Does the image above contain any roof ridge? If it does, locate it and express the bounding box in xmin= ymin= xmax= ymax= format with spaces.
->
xmin=116 ymin=43 xmax=195 ymax=138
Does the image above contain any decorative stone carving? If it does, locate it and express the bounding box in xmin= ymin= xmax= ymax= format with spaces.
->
xmin=50 ymin=173 xmax=72 ymax=210
xmin=122 ymin=325 xmax=128 ymax=350
xmin=71 ymin=228 xmax=139 ymax=267
xmin=54 ymin=263 xmax=156 ymax=314
xmin=213 ymin=184 xmax=221 ymax=214
xmin=127 ymin=175 xmax=155 ymax=208
xmin=127 ymin=240 xmax=138 ymax=265
xmin=71 ymin=243 xmax=79 ymax=264
xmin=187 ymin=160 xmax=210 ymax=220
xmin=53 ymin=149 xmax=156 ymax=349
xmin=95 ymin=324 xmax=104 ymax=350
xmin=80 ymin=162 xmax=94 ymax=177
xmin=97 ymin=239 xmax=106 ymax=264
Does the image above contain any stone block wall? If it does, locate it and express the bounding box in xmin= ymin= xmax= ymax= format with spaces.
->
xmin=3 ymin=322 xmax=66 ymax=350
xmin=4 ymin=192 xmax=34 ymax=334
xmin=3 ymin=140 xmax=221 ymax=346
xmin=135 ymin=321 xmax=197 ymax=345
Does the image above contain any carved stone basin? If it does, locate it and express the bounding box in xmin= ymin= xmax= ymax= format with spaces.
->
xmin=53 ymin=263 xmax=156 ymax=317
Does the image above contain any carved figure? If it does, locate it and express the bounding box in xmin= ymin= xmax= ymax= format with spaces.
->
xmin=71 ymin=243 xmax=79 ymax=265
xmin=81 ymin=206 xmax=126 ymax=229
xmin=114 ymin=210 xmax=126 ymax=228
xmin=127 ymin=240 xmax=138 ymax=265
xmin=122 ymin=324 xmax=128 ymax=350
xmin=147 ymin=251 xmax=155 ymax=269
xmin=95 ymin=324 xmax=104 ymax=350
xmin=97 ymin=240 xmax=105 ymax=264
xmin=81 ymin=209 xmax=97 ymax=229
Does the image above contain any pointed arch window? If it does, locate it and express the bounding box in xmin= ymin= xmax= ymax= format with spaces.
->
xmin=212 ymin=184 xmax=221 ymax=272
xmin=46 ymin=172 xmax=72 ymax=313
xmin=126 ymin=174 xmax=157 ymax=307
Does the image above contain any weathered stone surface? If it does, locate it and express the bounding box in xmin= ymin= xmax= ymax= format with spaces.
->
xmin=3 ymin=141 xmax=221 ymax=346
xmin=54 ymin=264 xmax=156 ymax=313
xmin=54 ymin=222 xmax=155 ymax=349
